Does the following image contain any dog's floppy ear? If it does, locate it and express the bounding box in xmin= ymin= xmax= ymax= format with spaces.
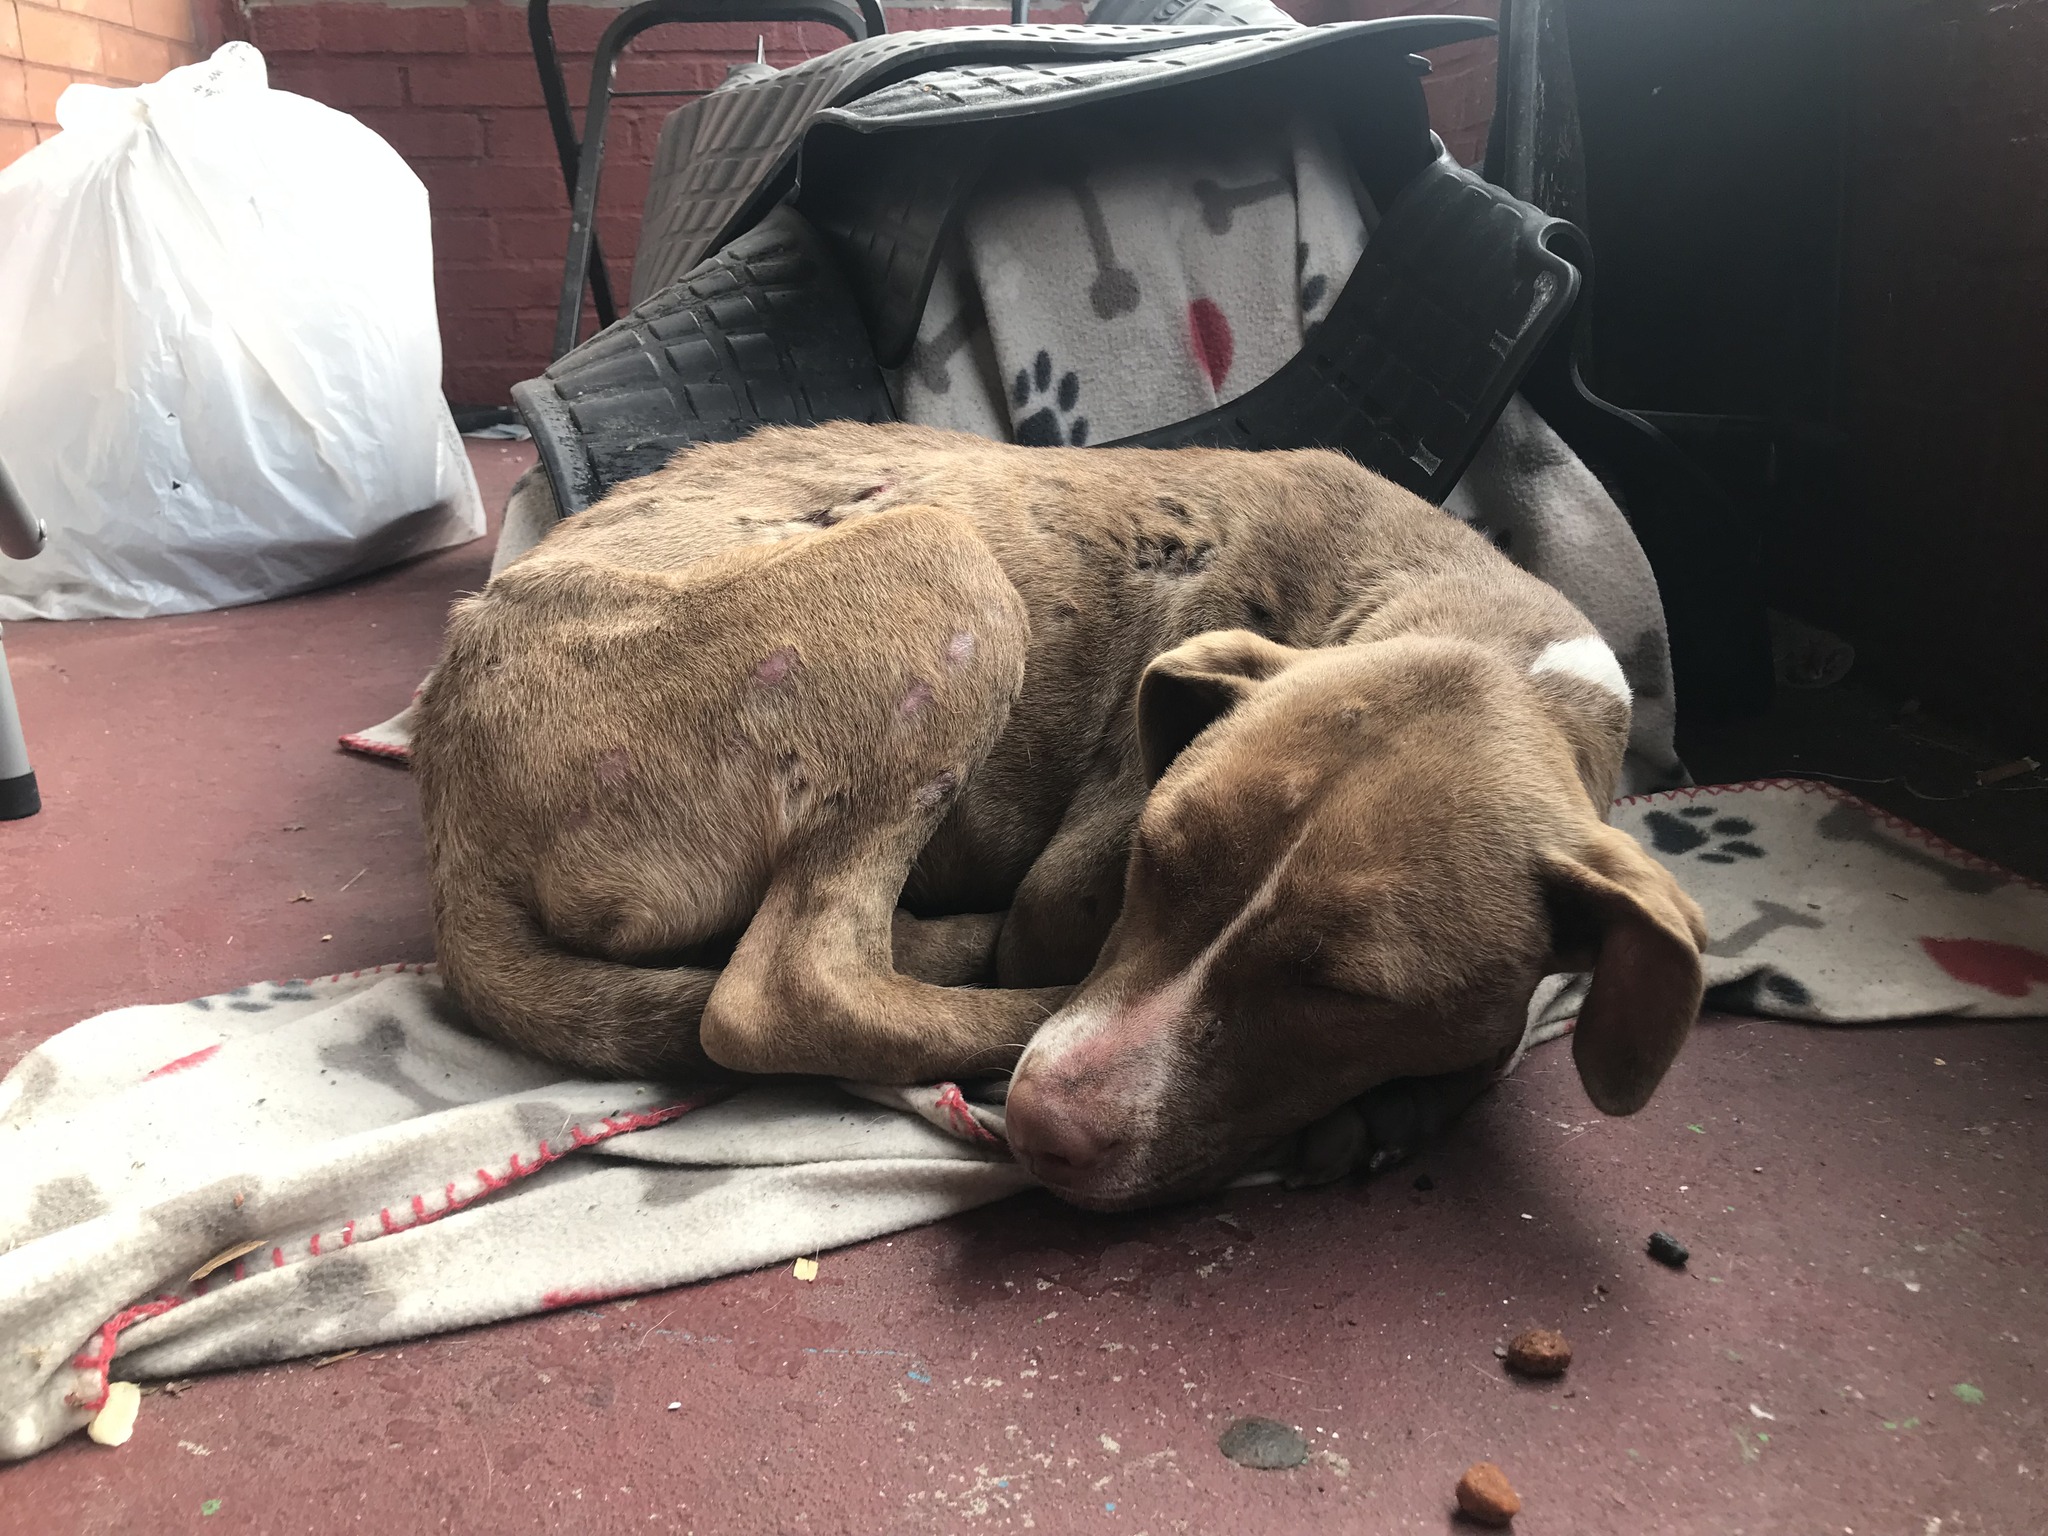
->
xmin=1136 ymin=630 xmax=1303 ymax=783
xmin=1542 ymin=822 xmax=1709 ymax=1115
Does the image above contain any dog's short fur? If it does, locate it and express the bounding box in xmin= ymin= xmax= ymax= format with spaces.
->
xmin=413 ymin=422 xmax=1706 ymax=1209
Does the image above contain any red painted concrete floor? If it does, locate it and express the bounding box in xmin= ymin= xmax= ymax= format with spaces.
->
xmin=3 ymin=443 xmax=2045 ymax=1535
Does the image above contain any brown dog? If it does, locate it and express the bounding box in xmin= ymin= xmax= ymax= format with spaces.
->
xmin=412 ymin=422 xmax=1706 ymax=1209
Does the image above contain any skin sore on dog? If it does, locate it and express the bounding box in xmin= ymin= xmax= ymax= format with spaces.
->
xmin=791 ymin=484 xmax=891 ymax=530
xmin=1132 ymin=531 xmax=1214 ymax=577
xmin=899 ymin=678 xmax=936 ymax=717
xmin=1532 ymin=635 xmax=1631 ymax=701
xmin=916 ymin=769 xmax=958 ymax=809
xmin=946 ymin=630 xmax=976 ymax=668
xmin=755 ymin=646 xmax=800 ymax=686
xmin=594 ymin=747 xmax=634 ymax=788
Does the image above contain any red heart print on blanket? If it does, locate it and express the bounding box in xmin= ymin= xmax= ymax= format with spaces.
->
xmin=1187 ymin=299 xmax=1234 ymax=391
xmin=1919 ymin=936 xmax=2048 ymax=998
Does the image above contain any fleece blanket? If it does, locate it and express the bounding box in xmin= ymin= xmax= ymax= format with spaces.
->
xmin=5 ymin=780 xmax=2045 ymax=1461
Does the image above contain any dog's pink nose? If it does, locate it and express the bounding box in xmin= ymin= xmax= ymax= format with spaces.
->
xmin=1006 ymin=1076 xmax=1122 ymax=1184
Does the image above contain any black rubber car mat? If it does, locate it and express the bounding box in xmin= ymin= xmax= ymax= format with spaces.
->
xmin=632 ymin=18 xmax=1493 ymax=305
xmin=518 ymin=160 xmax=1581 ymax=512
xmin=1115 ymin=155 xmax=1580 ymax=503
xmin=519 ymin=12 xmax=1577 ymax=513
xmin=513 ymin=208 xmax=892 ymax=517
xmin=1086 ymin=0 xmax=1298 ymax=27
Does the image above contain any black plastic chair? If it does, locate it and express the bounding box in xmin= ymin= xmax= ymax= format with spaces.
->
xmin=527 ymin=0 xmax=884 ymax=359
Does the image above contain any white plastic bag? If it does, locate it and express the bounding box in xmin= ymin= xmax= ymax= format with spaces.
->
xmin=0 ymin=43 xmax=482 ymax=620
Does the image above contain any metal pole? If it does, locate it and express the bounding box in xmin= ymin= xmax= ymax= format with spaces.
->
xmin=0 ymin=455 xmax=45 ymax=820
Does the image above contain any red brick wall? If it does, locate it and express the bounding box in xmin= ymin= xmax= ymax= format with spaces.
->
xmin=1 ymin=0 xmax=211 ymax=163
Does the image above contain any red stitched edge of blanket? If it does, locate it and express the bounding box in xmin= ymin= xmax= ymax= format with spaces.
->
xmin=312 ymin=961 xmax=435 ymax=984
xmin=933 ymin=1082 xmax=1003 ymax=1146
xmin=67 ymin=1299 xmax=184 ymax=1412
xmin=69 ymin=1091 xmax=724 ymax=1412
xmin=337 ymin=732 xmax=411 ymax=763
xmin=1614 ymin=778 xmax=2046 ymax=894
xmin=237 ymin=1094 xmax=728 ymax=1282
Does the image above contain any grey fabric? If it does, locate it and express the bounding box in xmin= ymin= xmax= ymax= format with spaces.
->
xmin=0 ymin=966 xmax=1022 ymax=1461
xmin=1444 ymin=396 xmax=1685 ymax=793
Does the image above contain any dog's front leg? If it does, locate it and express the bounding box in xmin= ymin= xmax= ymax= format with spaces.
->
xmin=1282 ymin=1063 xmax=1503 ymax=1187
xmin=995 ymin=772 xmax=1142 ymax=987
xmin=891 ymin=910 xmax=1006 ymax=986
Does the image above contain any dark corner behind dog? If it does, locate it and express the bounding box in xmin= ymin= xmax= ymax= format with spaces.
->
xmin=411 ymin=422 xmax=1708 ymax=1212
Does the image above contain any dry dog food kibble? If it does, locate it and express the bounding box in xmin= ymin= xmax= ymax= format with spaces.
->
xmin=1455 ymin=1461 xmax=1521 ymax=1526
xmin=1504 ymin=1327 xmax=1572 ymax=1378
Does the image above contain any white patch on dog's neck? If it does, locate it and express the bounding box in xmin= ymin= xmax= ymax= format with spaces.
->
xmin=1531 ymin=635 xmax=1630 ymax=702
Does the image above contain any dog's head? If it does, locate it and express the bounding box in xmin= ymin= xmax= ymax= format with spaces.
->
xmin=1004 ymin=629 xmax=1707 ymax=1209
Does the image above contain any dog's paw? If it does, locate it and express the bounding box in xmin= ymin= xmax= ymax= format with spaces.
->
xmin=1279 ymin=1066 xmax=1501 ymax=1188
xmin=1012 ymin=351 xmax=1089 ymax=447
xmin=1283 ymin=1100 xmax=1369 ymax=1189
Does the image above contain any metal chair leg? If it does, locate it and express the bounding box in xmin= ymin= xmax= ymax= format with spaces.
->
xmin=528 ymin=0 xmax=623 ymax=332
xmin=0 ymin=629 xmax=38 ymax=821
xmin=0 ymin=456 xmax=43 ymax=821
xmin=551 ymin=0 xmax=872 ymax=359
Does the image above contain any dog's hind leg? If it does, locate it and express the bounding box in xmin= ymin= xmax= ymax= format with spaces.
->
xmin=708 ymin=848 xmax=1070 ymax=1082
xmin=662 ymin=503 xmax=1071 ymax=1082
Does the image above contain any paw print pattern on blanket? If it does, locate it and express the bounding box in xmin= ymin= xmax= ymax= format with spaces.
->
xmin=1707 ymin=968 xmax=1815 ymax=1014
xmin=188 ymin=981 xmax=314 ymax=1014
xmin=1013 ymin=351 xmax=1089 ymax=447
xmin=1643 ymin=804 xmax=1766 ymax=865
xmin=1295 ymin=240 xmax=1330 ymax=318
